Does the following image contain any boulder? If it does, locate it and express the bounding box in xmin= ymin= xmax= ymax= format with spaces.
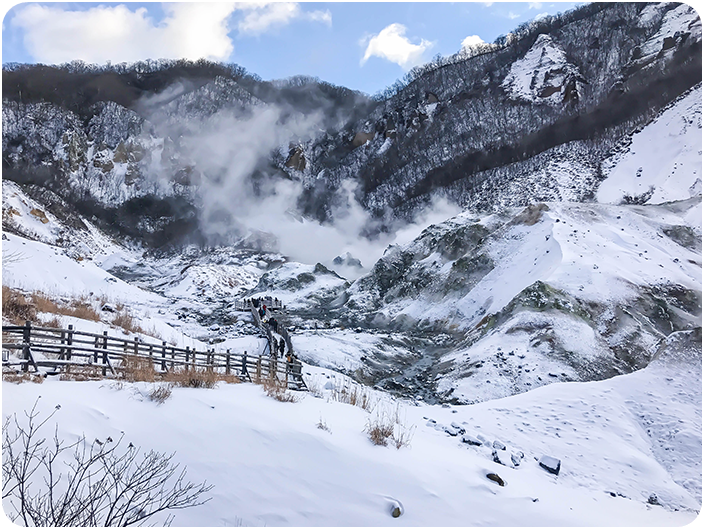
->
xmin=461 ymin=434 xmax=482 ymax=446
xmin=539 ymin=455 xmax=561 ymax=475
xmin=486 ymin=473 xmax=505 ymax=486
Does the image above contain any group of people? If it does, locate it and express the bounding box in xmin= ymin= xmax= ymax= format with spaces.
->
xmin=248 ymin=297 xmax=282 ymax=310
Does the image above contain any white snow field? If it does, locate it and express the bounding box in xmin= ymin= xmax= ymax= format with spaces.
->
xmin=2 ymin=330 xmax=699 ymax=526
xmin=597 ymin=84 xmax=702 ymax=205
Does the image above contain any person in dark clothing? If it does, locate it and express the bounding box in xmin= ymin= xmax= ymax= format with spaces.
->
xmin=278 ymin=338 xmax=285 ymax=357
xmin=241 ymin=350 xmax=248 ymax=376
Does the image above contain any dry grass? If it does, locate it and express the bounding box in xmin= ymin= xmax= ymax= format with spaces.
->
xmin=33 ymin=291 xmax=100 ymax=322
xmin=148 ymin=383 xmax=173 ymax=404
xmin=163 ymin=367 xmax=241 ymax=389
xmin=365 ymin=418 xmax=394 ymax=446
xmin=2 ymin=285 xmax=36 ymax=324
xmin=122 ymin=354 xmax=156 ymax=383
xmin=2 ymin=287 xmax=101 ymax=324
xmin=59 ymin=365 xmax=104 ymax=381
xmin=2 ymin=369 xmax=44 ymax=384
xmin=40 ymin=315 xmax=62 ymax=329
xmin=260 ymin=377 xmax=300 ymax=403
xmin=364 ymin=405 xmax=415 ymax=449
xmin=112 ymin=311 xmax=145 ymax=335
xmin=329 ymin=381 xmax=374 ymax=412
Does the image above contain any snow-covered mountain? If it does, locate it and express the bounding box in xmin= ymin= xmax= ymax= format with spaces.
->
xmin=2 ymin=3 xmax=701 ymax=525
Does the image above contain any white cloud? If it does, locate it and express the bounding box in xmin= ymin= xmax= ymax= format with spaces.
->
xmin=461 ymin=35 xmax=485 ymax=49
xmin=235 ymin=2 xmax=331 ymax=36
xmin=534 ymin=12 xmax=550 ymax=20
xmin=12 ymin=3 xmax=237 ymax=64
xmin=529 ymin=2 xmax=544 ymax=9
xmin=11 ymin=2 xmax=332 ymax=65
xmin=360 ymin=23 xmax=433 ymax=70
xmin=507 ymin=11 xmax=521 ymax=20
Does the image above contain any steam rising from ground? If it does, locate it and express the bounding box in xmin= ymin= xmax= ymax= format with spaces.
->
xmin=144 ymin=90 xmax=461 ymax=280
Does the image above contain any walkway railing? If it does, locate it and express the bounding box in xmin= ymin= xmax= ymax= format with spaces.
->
xmin=233 ymin=298 xmax=284 ymax=312
xmin=2 ymin=321 xmax=306 ymax=390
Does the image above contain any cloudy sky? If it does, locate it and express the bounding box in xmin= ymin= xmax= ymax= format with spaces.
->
xmin=2 ymin=2 xmax=580 ymax=95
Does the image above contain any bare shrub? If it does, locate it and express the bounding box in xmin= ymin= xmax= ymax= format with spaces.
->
xmin=122 ymin=355 xmax=156 ymax=383
xmin=316 ymin=417 xmax=331 ymax=433
xmin=260 ymin=378 xmax=300 ymax=403
xmin=163 ymin=368 xmax=240 ymax=389
xmin=2 ymin=401 xmax=212 ymax=526
xmin=148 ymin=383 xmax=173 ymax=404
xmin=2 ymin=286 xmax=36 ymax=324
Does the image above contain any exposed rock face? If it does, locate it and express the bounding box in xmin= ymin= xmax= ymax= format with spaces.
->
xmin=501 ymin=33 xmax=585 ymax=106
xmin=352 ymin=131 xmax=375 ymax=148
xmin=285 ymin=146 xmax=306 ymax=171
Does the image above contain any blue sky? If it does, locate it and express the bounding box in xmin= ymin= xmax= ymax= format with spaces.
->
xmin=2 ymin=2 xmax=581 ymax=95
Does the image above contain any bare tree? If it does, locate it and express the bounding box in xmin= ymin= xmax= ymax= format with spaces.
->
xmin=3 ymin=401 xmax=213 ymax=526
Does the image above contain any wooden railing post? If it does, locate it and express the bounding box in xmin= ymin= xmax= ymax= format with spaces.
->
xmin=21 ymin=320 xmax=31 ymax=373
xmin=161 ymin=341 xmax=167 ymax=372
xmin=66 ymin=324 xmax=73 ymax=362
xmin=185 ymin=346 xmax=190 ymax=372
xmin=133 ymin=337 xmax=139 ymax=356
xmin=59 ymin=329 xmax=66 ymax=360
xmin=102 ymin=331 xmax=108 ymax=376
xmin=256 ymin=355 xmax=262 ymax=381
xmin=94 ymin=336 xmax=100 ymax=364
xmin=226 ymin=349 xmax=231 ymax=375
xmin=171 ymin=347 xmax=175 ymax=370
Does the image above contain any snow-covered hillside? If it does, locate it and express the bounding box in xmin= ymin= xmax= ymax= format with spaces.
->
xmin=597 ymin=84 xmax=702 ymax=205
xmin=340 ymin=196 xmax=701 ymax=402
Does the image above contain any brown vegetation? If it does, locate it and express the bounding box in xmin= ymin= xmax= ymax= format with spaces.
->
xmin=260 ymin=377 xmax=300 ymax=403
xmin=112 ymin=310 xmax=144 ymax=335
xmin=163 ymin=367 xmax=241 ymax=389
xmin=148 ymin=383 xmax=173 ymax=404
xmin=2 ymin=286 xmax=36 ymax=324
xmin=2 ymin=286 xmax=101 ymax=324
xmin=2 ymin=369 xmax=44 ymax=384
xmin=329 ymin=381 xmax=374 ymax=412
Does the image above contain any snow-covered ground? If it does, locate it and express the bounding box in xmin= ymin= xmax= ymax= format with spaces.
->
xmin=3 ymin=328 xmax=699 ymax=526
xmin=597 ymin=84 xmax=702 ymax=205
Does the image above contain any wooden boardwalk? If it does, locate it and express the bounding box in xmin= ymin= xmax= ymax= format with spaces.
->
xmin=2 ymin=317 xmax=307 ymax=390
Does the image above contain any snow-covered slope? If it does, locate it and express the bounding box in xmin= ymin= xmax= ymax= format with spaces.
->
xmin=633 ymin=3 xmax=702 ymax=71
xmin=341 ymin=197 xmax=701 ymax=401
xmin=597 ymin=84 xmax=702 ymax=205
xmin=501 ymin=33 xmax=584 ymax=105
xmin=3 ymin=327 xmax=699 ymax=526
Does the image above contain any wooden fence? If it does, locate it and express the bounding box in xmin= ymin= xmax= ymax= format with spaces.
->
xmin=2 ymin=321 xmax=306 ymax=390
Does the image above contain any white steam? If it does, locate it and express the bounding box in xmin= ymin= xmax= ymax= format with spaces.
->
xmin=143 ymin=91 xmax=461 ymax=280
